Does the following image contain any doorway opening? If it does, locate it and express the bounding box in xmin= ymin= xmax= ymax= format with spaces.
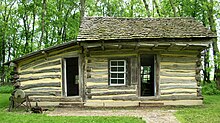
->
xmin=64 ymin=57 xmax=79 ymax=96
xmin=140 ymin=55 xmax=155 ymax=96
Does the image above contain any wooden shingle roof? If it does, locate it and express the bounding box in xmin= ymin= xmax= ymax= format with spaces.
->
xmin=78 ymin=17 xmax=216 ymax=41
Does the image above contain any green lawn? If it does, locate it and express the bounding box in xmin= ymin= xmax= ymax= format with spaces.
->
xmin=0 ymin=94 xmax=144 ymax=123
xmin=175 ymin=95 xmax=220 ymax=123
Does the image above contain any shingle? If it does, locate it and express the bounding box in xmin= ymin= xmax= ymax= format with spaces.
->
xmin=77 ymin=17 xmax=216 ymax=41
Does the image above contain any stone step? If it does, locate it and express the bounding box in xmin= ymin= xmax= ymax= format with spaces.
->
xmin=139 ymin=102 xmax=164 ymax=107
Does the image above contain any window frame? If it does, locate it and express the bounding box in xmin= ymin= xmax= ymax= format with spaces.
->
xmin=109 ymin=60 xmax=127 ymax=86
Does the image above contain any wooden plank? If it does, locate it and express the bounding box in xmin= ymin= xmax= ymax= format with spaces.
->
xmin=29 ymin=87 xmax=61 ymax=91
xmin=19 ymin=68 xmax=61 ymax=75
xmin=130 ymin=57 xmax=138 ymax=85
xmin=161 ymin=91 xmax=196 ymax=95
xmin=160 ymin=69 xmax=194 ymax=73
xmin=21 ymin=82 xmax=61 ymax=90
xmin=160 ymin=77 xmax=196 ymax=84
xmin=160 ymin=64 xmax=195 ymax=70
xmin=160 ymin=84 xmax=198 ymax=90
xmin=87 ymin=62 xmax=108 ymax=69
xmin=19 ymin=75 xmax=61 ymax=82
xmin=25 ymin=91 xmax=61 ymax=96
xmin=29 ymin=96 xmax=82 ymax=102
xmin=160 ymin=71 xmax=195 ymax=77
xmin=33 ymin=60 xmax=61 ymax=69
xmin=87 ymin=78 xmax=108 ymax=83
xmin=90 ymin=95 xmax=138 ymax=101
xmin=161 ymin=56 xmax=197 ymax=63
xmin=86 ymin=85 xmax=136 ymax=90
xmin=88 ymin=90 xmax=136 ymax=96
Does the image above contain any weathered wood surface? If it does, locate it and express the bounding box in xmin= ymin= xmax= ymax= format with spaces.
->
xmin=33 ymin=60 xmax=61 ymax=69
xmin=25 ymin=91 xmax=61 ymax=96
xmin=19 ymin=68 xmax=61 ymax=75
xmin=19 ymin=75 xmax=61 ymax=82
xmin=88 ymin=90 xmax=136 ymax=96
xmin=86 ymin=85 xmax=136 ymax=89
xmin=21 ymin=82 xmax=61 ymax=90
xmin=29 ymin=96 xmax=82 ymax=102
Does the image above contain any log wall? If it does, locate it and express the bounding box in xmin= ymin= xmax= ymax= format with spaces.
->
xmin=17 ymin=46 xmax=82 ymax=102
xmin=159 ymin=51 xmax=199 ymax=99
xmin=85 ymin=50 xmax=138 ymax=100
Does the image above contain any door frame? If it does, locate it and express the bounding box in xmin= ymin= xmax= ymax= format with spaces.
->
xmin=138 ymin=53 xmax=159 ymax=97
xmin=62 ymin=56 xmax=81 ymax=97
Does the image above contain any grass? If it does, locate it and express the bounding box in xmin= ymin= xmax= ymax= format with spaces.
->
xmin=175 ymin=95 xmax=220 ymax=123
xmin=0 ymin=93 xmax=144 ymax=123
xmin=0 ymin=85 xmax=14 ymax=93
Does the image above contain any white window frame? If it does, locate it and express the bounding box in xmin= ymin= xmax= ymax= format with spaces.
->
xmin=109 ymin=60 xmax=126 ymax=86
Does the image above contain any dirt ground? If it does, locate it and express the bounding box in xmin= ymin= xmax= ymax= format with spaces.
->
xmin=47 ymin=107 xmax=179 ymax=123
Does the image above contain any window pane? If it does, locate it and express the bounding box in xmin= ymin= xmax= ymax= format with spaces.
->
xmin=111 ymin=61 xmax=117 ymax=66
xmin=118 ymin=73 xmax=124 ymax=78
xmin=118 ymin=67 xmax=124 ymax=72
xmin=118 ymin=61 xmax=124 ymax=66
xmin=111 ymin=67 xmax=117 ymax=72
xmin=111 ymin=73 xmax=117 ymax=78
xmin=111 ymin=79 xmax=117 ymax=84
xmin=118 ymin=79 xmax=124 ymax=84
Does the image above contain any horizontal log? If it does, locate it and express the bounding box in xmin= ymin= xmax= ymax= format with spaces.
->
xmin=161 ymin=91 xmax=196 ymax=95
xmin=25 ymin=91 xmax=61 ymax=96
xmin=160 ymin=72 xmax=195 ymax=77
xmin=87 ymin=78 xmax=108 ymax=83
xmin=19 ymin=75 xmax=61 ymax=82
xmin=19 ymin=68 xmax=61 ymax=75
xmin=160 ymin=84 xmax=198 ymax=90
xmin=139 ymin=95 xmax=202 ymax=101
xmin=29 ymin=96 xmax=82 ymax=102
xmin=88 ymin=90 xmax=136 ymax=96
xmin=91 ymin=95 xmax=138 ymax=101
xmin=30 ymin=87 xmax=61 ymax=91
xmin=33 ymin=60 xmax=61 ymax=69
xmin=160 ymin=69 xmax=194 ymax=73
xmin=160 ymin=77 xmax=196 ymax=84
xmin=161 ymin=56 xmax=197 ymax=63
xmin=87 ymin=62 xmax=108 ymax=69
xmin=86 ymin=85 xmax=136 ymax=90
xmin=21 ymin=82 xmax=61 ymax=90
xmin=160 ymin=64 xmax=195 ymax=70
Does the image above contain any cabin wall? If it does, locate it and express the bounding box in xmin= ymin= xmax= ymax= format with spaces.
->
xmin=17 ymin=46 xmax=82 ymax=102
xmin=85 ymin=50 xmax=139 ymax=101
xmin=159 ymin=51 xmax=200 ymax=100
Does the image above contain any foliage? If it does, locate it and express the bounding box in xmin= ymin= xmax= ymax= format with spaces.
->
xmin=0 ymin=93 xmax=10 ymax=109
xmin=202 ymin=81 xmax=220 ymax=95
xmin=0 ymin=85 xmax=13 ymax=94
xmin=175 ymin=95 xmax=220 ymax=123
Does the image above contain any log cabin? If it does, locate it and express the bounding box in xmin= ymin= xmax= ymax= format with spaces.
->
xmin=5 ymin=17 xmax=216 ymax=107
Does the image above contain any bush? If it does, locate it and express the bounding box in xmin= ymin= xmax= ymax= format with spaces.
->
xmin=202 ymin=81 xmax=220 ymax=95
xmin=0 ymin=85 xmax=14 ymax=94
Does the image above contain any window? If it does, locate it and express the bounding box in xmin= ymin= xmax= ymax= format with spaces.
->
xmin=109 ymin=60 xmax=126 ymax=85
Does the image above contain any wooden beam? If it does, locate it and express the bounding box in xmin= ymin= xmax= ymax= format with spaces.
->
xmin=166 ymin=43 xmax=176 ymax=51
xmin=181 ymin=44 xmax=189 ymax=50
xmin=21 ymin=82 xmax=61 ymax=90
xmin=29 ymin=96 xmax=82 ymax=102
xmin=19 ymin=75 xmax=61 ymax=82
xmin=151 ymin=43 xmax=158 ymax=50
xmin=19 ymin=68 xmax=61 ymax=75
xmin=88 ymin=90 xmax=136 ymax=96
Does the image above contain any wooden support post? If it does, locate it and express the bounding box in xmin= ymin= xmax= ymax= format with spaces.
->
xmin=135 ymin=42 xmax=140 ymax=50
xmin=101 ymin=41 xmax=105 ymax=51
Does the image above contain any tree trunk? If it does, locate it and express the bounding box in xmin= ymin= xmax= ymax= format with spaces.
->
xmin=40 ymin=0 xmax=46 ymax=49
xmin=80 ymin=0 xmax=85 ymax=22
xmin=169 ymin=0 xmax=177 ymax=17
xmin=208 ymin=0 xmax=220 ymax=89
xmin=153 ymin=0 xmax=160 ymax=17
xmin=142 ymin=0 xmax=151 ymax=17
